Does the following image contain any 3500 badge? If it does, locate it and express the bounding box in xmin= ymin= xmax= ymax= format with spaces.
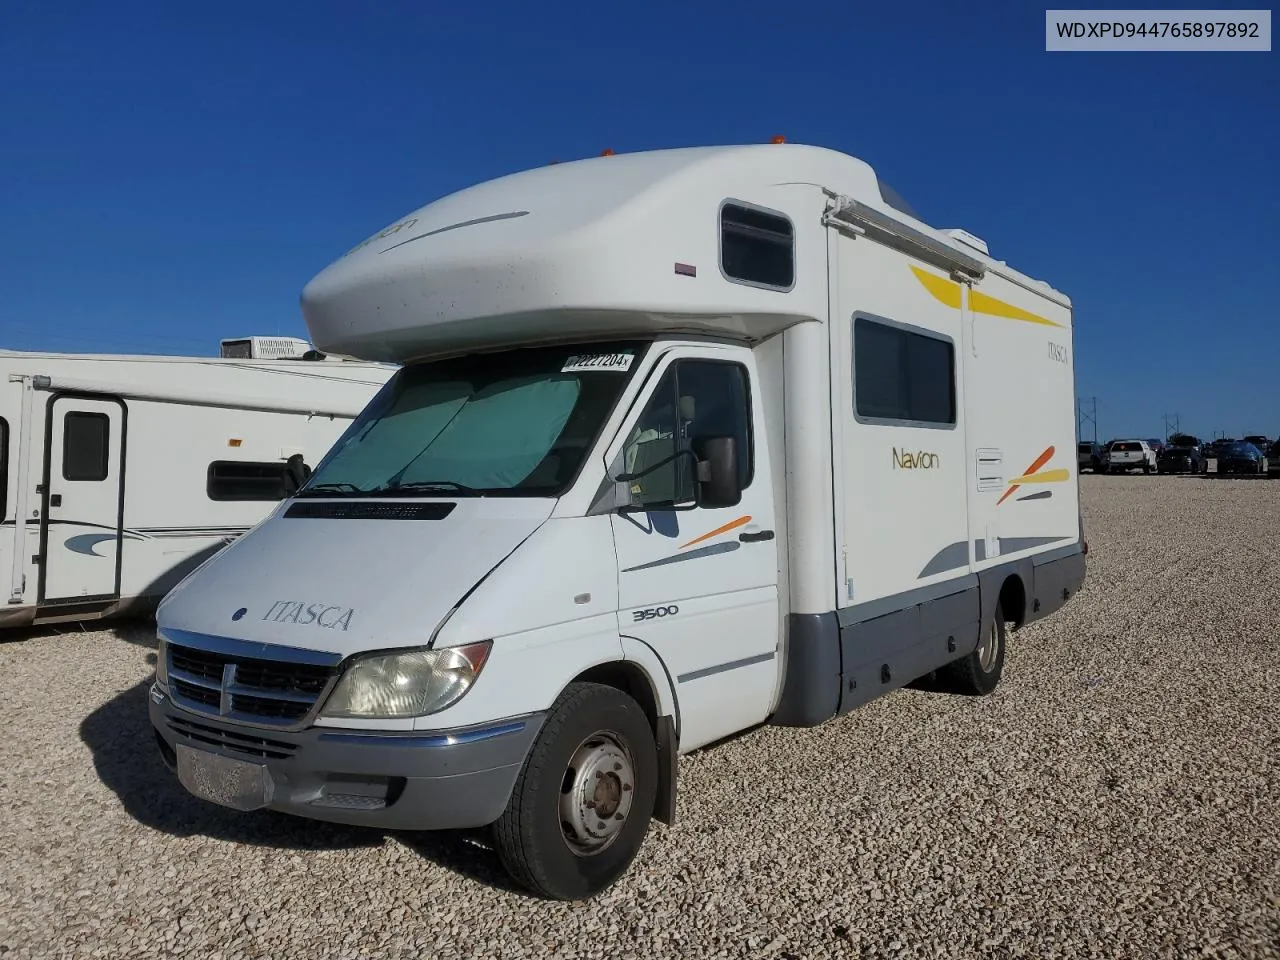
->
xmin=633 ymin=605 xmax=679 ymax=622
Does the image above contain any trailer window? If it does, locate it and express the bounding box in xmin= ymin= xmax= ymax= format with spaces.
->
xmin=622 ymin=359 xmax=753 ymax=508
xmin=720 ymin=202 xmax=794 ymax=290
xmin=62 ymin=412 xmax=111 ymax=481
xmin=0 ymin=418 xmax=8 ymax=522
xmin=207 ymin=461 xmax=292 ymax=501
xmin=853 ymin=316 xmax=955 ymax=426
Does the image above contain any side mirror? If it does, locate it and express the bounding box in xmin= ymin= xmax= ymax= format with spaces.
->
xmin=695 ymin=436 xmax=741 ymax=509
xmin=284 ymin=454 xmax=312 ymax=496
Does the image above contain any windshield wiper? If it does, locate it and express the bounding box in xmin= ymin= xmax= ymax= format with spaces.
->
xmin=370 ymin=480 xmax=481 ymax=496
xmin=297 ymin=482 xmax=370 ymax=497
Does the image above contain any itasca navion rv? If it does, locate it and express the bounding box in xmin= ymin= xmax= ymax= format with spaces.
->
xmin=149 ymin=143 xmax=1086 ymax=900
xmin=0 ymin=338 xmax=394 ymax=629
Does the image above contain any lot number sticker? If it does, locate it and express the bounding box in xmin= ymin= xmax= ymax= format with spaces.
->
xmin=562 ymin=353 xmax=635 ymax=373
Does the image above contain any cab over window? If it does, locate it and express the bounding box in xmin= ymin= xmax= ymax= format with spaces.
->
xmin=853 ymin=316 xmax=956 ymax=426
xmin=720 ymin=202 xmax=794 ymax=290
xmin=621 ymin=360 xmax=753 ymax=508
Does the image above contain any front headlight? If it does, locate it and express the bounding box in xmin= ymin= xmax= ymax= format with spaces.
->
xmin=156 ymin=636 xmax=169 ymax=689
xmin=320 ymin=641 xmax=493 ymax=719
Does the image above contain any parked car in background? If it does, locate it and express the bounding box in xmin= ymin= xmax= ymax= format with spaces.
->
xmin=1157 ymin=444 xmax=1204 ymax=474
xmin=1269 ymin=440 xmax=1280 ymax=477
xmin=1168 ymin=433 xmax=1202 ymax=450
xmin=1209 ymin=441 xmax=1265 ymax=476
xmin=1078 ymin=441 xmax=1106 ymax=472
xmin=1108 ymin=439 xmax=1157 ymax=474
xmin=1242 ymin=435 xmax=1270 ymax=456
xmin=1146 ymin=438 xmax=1166 ymax=456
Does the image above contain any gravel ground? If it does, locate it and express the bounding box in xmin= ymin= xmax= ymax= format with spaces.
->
xmin=1 ymin=475 xmax=1277 ymax=960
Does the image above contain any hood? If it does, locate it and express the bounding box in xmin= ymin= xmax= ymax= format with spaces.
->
xmin=157 ymin=497 xmax=555 ymax=658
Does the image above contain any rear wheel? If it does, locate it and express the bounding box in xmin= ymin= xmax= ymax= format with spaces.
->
xmin=492 ymin=682 xmax=658 ymax=901
xmin=941 ymin=602 xmax=1007 ymax=696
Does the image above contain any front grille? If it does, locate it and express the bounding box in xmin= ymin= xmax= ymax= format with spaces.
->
xmin=171 ymin=647 xmax=222 ymax=684
xmin=167 ymin=715 xmax=299 ymax=760
xmin=231 ymin=691 xmax=311 ymax=720
xmin=173 ymin=678 xmax=220 ymax=709
xmin=166 ymin=641 xmax=336 ymax=727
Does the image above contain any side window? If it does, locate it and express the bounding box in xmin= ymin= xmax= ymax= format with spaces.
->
xmin=0 ymin=417 xmax=8 ymax=522
xmin=207 ymin=461 xmax=292 ymax=502
xmin=720 ymin=202 xmax=794 ymax=290
xmin=63 ymin=412 xmax=110 ymax=481
xmin=621 ymin=359 xmax=753 ymax=508
xmin=853 ymin=316 xmax=955 ymax=426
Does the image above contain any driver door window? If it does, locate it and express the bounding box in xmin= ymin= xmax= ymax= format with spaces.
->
xmin=621 ymin=359 xmax=752 ymax=508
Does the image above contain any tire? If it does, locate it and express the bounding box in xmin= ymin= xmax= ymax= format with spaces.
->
xmin=492 ymin=682 xmax=658 ymax=901
xmin=941 ymin=601 xmax=1007 ymax=696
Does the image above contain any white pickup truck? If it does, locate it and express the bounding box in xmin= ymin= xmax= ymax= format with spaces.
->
xmin=1107 ymin=440 xmax=1157 ymax=474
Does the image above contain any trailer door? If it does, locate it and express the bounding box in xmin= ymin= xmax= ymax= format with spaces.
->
xmin=40 ymin=396 xmax=125 ymax=604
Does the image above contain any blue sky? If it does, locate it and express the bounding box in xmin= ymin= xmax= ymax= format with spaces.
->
xmin=1 ymin=0 xmax=1276 ymax=440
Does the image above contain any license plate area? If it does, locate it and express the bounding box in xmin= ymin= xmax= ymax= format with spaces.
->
xmin=176 ymin=744 xmax=274 ymax=811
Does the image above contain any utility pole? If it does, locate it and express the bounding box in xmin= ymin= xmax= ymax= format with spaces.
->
xmin=1077 ymin=396 xmax=1098 ymax=444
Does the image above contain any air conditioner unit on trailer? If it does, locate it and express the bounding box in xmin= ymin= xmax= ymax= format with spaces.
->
xmin=219 ymin=336 xmax=313 ymax=359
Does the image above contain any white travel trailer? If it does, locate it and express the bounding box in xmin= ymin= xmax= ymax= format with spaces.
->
xmin=150 ymin=143 xmax=1087 ymax=900
xmin=1 ymin=343 xmax=394 ymax=629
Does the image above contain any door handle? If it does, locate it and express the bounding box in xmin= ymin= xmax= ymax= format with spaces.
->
xmin=50 ymin=494 xmax=62 ymax=507
xmin=739 ymin=530 xmax=774 ymax=543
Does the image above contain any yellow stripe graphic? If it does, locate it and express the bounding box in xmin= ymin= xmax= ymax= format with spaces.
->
xmin=970 ymin=289 xmax=1062 ymax=327
xmin=1007 ymin=468 xmax=1070 ymax=486
xmin=908 ymin=266 xmax=963 ymax=308
xmin=909 ymin=266 xmax=1063 ymax=329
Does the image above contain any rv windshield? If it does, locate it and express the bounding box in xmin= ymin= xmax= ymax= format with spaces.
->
xmin=299 ymin=342 xmax=648 ymax=498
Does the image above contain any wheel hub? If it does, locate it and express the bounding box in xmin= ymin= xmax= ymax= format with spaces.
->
xmin=559 ymin=733 xmax=635 ymax=856
xmin=977 ymin=621 xmax=999 ymax=671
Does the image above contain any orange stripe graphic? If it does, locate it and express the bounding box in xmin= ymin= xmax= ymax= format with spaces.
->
xmin=680 ymin=515 xmax=751 ymax=549
xmin=998 ymin=446 xmax=1056 ymax=505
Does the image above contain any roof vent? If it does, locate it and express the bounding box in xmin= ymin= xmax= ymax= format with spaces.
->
xmin=219 ymin=336 xmax=313 ymax=359
xmin=943 ymin=229 xmax=990 ymax=256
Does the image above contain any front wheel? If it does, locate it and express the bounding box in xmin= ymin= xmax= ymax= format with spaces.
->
xmin=492 ymin=682 xmax=658 ymax=901
xmin=941 ymin=602 xmax=1007 ymax=696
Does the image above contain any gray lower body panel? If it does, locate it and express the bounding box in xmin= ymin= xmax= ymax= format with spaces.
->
xmin=771 ymin=543 xmax=1086 ymax=728
xmin=1026 ymin=545 xmax=1086 ymax=625
xmin=770 ymin=612 xmax=842 ymax=726
xmin=837 ymin=583 xmax=980 ymax=715
xmin=150 ymin=688 xmax=543 ymax=830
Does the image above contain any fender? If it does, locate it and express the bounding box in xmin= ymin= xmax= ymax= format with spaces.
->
xmin=620 ymin=634 xmax=681 ymax=826
xmin=619 ymin=634 xmax=680 ymax=737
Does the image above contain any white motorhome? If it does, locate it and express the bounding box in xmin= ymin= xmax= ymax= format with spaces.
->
xmin=149 ymin=144 xmax=1087 ymax=900
xmin=1 ymin=341 xmax=395 ymax=628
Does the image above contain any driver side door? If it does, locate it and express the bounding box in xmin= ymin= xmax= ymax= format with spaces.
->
xmin=607 ymin=347 xmax=780 ymax=752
